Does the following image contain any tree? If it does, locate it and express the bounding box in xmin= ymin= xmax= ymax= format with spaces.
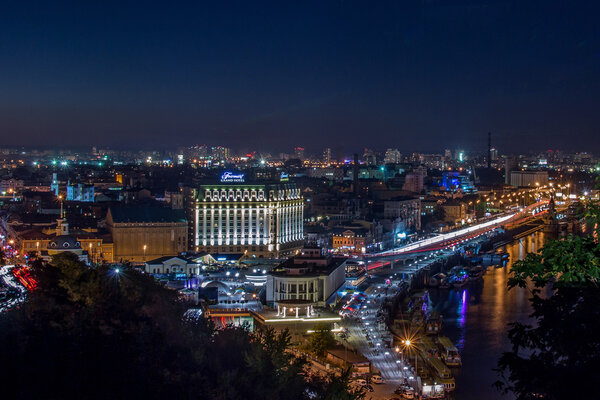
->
xmin=495 ymin=200 xmax=600 ymax=400
xmin=309 ymin=323 xmax=336 ymax=357
xmin=0 ymin=253 xmax=363 ymax=400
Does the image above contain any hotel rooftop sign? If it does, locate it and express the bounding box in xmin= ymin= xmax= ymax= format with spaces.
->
xmin=220 ymin=171 xmax=245 ymax=183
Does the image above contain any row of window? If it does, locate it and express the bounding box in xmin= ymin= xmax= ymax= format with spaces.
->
xmin=202 ymin=245 xmax=267 ymax=252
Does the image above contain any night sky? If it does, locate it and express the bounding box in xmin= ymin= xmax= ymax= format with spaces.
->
xmin=1 ymin=1 xmax=598 ymax=154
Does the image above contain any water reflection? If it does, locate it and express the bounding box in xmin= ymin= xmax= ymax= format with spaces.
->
xmin=428 ymin=232 xmax=547 ymax=400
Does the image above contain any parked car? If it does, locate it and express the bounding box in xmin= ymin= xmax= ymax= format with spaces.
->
xmin=372 ymin=375 xmax=384 ymax=384
xmin=354 ymin=379 xmax=367 ymax=387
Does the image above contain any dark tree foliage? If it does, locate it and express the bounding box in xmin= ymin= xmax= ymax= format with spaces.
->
xmin=0 ymin=253 xmax=362 ymax=400
xmin=309 ymin=323 xmax=336 ymax=357
xmin=496 ymin=201 xmax=600 ymax=400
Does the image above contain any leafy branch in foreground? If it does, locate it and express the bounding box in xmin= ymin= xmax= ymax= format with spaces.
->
xmin=496 ymin=200 xmax=600 ymax=400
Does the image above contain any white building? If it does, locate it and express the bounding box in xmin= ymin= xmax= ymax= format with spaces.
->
xmin=510 ymin=171 xmax=549 ymax=188
xmin=144 ymin=255 xmax=202 ymax=275
xmin=266 ymin=247 xmax=347 ymax=307
xmin=193 ymin=174 xmax=303 ymax=258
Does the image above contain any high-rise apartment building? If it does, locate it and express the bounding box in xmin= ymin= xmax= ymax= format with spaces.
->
xmin=212 ymin=146 xmax=229 ymax=163
xmin=509 ymin=171 xmax=549 ymax=188
xmin=193 ymin=174 xmax=304 ymax=258
xmin=322 ymin=148 xmax=331 ymax=163
xmin=294 ymin=146 xmax=305 ymax=161
xmin=402 ymin=172 xmax=424 ymax=193
xmin=444 ymin=149 xmax=452 ymax=161
xmin=504 ymin=156 xmax=518 ymax=184
xmin=384 ymin=148 xmax=402 ymax=164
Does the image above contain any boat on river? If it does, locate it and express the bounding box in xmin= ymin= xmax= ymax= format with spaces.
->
xmin=482 ymin=251 xmax=509 ymax=264
xmin=425 ymin=312 xmax=443 ymax=336
xmin=466 ymin=265 xmax=485 ymax=281
xmin=438 ymin=336 xmax=462 ymax=367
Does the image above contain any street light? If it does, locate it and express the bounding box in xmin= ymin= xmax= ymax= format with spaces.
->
xmin=143 ymin=244 xmax=147 ymax=262
xmin=402 ymin=339 xmax=419 ymax=376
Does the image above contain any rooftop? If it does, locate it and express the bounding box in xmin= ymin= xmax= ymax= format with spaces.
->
xmin=270 ymin=253 xmax=347 ymax=277
xmin=108 ymin=207 xmax=186 ymax=223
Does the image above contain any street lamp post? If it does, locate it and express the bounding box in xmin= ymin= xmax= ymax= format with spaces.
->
xmin=143 ymin=244 xmax=147 ymax=262
xmin=403 ymin=339 xmax=418 ymax=378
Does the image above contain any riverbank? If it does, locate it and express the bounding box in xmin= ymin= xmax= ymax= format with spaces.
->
xmin=428 ymin=231 xmax=547 ymax=400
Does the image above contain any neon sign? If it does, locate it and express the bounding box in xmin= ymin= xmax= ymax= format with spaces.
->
xmin=220 ymin=172 xmax=245 ymax=182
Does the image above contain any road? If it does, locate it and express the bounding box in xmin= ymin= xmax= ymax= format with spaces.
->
xmin=0 ymin=265 xmax=26 ymax=312
xmin=340 ymin=224 xmax=505 ymax=399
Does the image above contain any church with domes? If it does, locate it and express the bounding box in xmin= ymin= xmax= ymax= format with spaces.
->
xmin=40 ymin=218 xmax=89 ymax=263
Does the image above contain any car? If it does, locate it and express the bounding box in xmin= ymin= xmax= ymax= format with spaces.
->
xmin=371 ymin=375 xmax=384 ymax=384
xmin=354 ymin=379 xmax=368 ymax=386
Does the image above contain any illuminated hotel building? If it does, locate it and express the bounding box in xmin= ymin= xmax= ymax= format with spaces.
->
xmin=193 ymin=174 xmax=304 ymax=258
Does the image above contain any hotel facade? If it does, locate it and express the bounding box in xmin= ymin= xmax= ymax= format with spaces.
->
xmin=193 ymin=175 xmax=304 ymax=258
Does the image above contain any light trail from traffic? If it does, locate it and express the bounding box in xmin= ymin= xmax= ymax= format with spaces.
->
xmin=374 ymin=214 xmax=515 ymax=257
xmin=0 ymin=265 xmax=26 ymax=312
xmin=371 ymin=200 xmax=549 ymax=259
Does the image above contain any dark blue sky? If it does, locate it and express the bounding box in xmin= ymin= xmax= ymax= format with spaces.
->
xmin=1 ymin=1 xmax=598 ymax=154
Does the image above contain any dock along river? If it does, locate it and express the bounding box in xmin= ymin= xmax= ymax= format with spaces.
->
xmin=427 ymin=231 xmax=548 ymax=400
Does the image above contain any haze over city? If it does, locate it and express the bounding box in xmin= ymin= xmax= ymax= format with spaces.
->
xmin=1 ymin=1 xmax=599 ymax=153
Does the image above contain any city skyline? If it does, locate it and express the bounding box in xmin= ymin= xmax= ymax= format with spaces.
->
xmin=2 ymin=3 xmax=600 ymax=400
xmin=1 ymin=1 xmax=599 ymax=153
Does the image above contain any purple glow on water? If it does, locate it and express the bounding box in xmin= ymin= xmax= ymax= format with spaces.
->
xmin=455 ymin=289 xmax=467 ymax=349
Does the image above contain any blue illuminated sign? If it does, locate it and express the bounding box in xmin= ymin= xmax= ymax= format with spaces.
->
xmin=220 ymin=172 xmax=245 ymax=183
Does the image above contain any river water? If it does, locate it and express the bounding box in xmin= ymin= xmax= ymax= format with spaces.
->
xmin=428 ymin=231 xmax=548 ymax=400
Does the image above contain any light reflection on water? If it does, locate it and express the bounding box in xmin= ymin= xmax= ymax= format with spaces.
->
xmin=428 ymin=231 xmax=547 ymax=400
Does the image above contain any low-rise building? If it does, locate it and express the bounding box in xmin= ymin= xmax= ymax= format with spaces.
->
xmin=144 ymin=255 xmax=203 ymax=275
xmin=326 ymin=346 xmax=371 ymax=374
xmin=383 ymin=197 xmax=421 ymax=230
xmin=66 ymin=182 xmax=95 ymax=202
xmin=34 ymin=218 xmax=89 ymax=263
xmin=442 ymin=201 xmax=467 ymax=224
xmin=19 ymin=219 xmax=114 ymax=263
xmin=266 ymin=247 xmax=346 ymax=307
xmin=332 ymin=228 xmax=368 ymax=255
xmin=106 ymin=206 xmax=188 ymax=263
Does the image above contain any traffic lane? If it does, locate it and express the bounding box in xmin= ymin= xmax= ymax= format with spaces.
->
xmin=343 ymin=293 xmax=411 ymax=383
